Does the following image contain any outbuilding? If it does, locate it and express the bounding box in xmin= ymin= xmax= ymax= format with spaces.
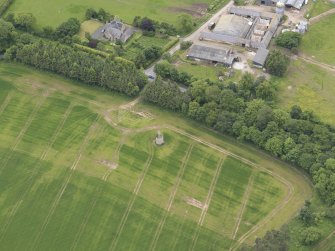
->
xmin=253 ymin=48 xmax=269 ymax=68
xmin=187 ymin=44 xmax=238 ymax=67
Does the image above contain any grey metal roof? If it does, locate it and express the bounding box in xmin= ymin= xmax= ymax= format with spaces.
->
xmin=187 ymin=44 xmax=236 ymax=65
xmin=200 ymin=32 xmax=248 ymax=45
xmin=285 ymin=0 xmax=305 ymax=9
xmin=253 ymin=48 xmax=269 ymax=66
xmin=213 ymin=15 xmax=252 ymax=38
xmin=229 ymin=6 xmax=261 ymax=17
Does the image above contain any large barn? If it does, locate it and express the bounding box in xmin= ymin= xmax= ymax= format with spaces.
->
xmin=187 ymin=44 xmax=238 ymax=67
xmin=200 ymin=7 xmax=281 ymax=49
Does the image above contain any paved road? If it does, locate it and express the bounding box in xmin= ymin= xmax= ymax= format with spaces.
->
xmin=144 ymin=0 xmax=234 ymax=80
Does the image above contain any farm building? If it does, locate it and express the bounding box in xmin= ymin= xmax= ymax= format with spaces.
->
xmin=259 ymin=0 xmax=306 ymax=10
xmin=187 ymin=44 xmax=238 ymax=67
xmin=92 ymin=18 xmax=135 ymax=43
xmin=253 ymin=47 xmax=269 ymax=67
xmin=200 ymin=7 xmax=281 ymax=49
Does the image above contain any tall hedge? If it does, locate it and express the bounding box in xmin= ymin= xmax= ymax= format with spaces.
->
xmin=6 ymin=40 xmax=147 ymax=96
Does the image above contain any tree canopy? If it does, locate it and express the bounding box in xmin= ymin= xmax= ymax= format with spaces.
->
xmin=0 ymin=19 xmax=16 ymax=52
xmin=275 ymin=31 xmax=301 ymax=50
xmin=265 ymin=50 xmax=289 ymax=77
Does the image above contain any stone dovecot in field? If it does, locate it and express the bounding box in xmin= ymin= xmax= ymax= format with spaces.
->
xmin=155 ymin=131 xmax=165 ymax=146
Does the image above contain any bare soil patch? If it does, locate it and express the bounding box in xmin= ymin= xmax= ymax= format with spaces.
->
xmin=185 ymin=197 xmax=207 ymax=209
xmin=167 ymin=3 xmax=208 ymax=18
xmin=98 ymin=160 xmax=118 ymax=170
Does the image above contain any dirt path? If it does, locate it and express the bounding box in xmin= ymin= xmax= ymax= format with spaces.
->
xmin=149 ymin=144 xmax=194 ymax=251
xmin=297 ymin=54 xmax=335 ymax=73
xmin=231 ymin=174 xmax=255 ymax=240
xmin=309 ymin=8 xmax=335 ymax=24
xmin=108 ymin=143 xmax=154 ymax=251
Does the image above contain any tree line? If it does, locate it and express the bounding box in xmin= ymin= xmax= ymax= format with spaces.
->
xmin=5 ymin=39 xmax=147 ymax=96
xmin=142 ymin=74 xmax=335 ymax=206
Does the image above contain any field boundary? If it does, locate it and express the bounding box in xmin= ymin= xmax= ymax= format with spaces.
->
xmin=108 ymin=142 xmax=154 ymax=251
xmin=149 ymin=143 xmax=194 ymax=251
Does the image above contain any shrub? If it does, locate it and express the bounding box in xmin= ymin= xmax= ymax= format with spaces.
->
xmin=276 ymin=31 xmax=301 ymax=49
xmin=265 ymin=50 xmax=289 ymax=77
xmin=300 ymin=227 xmax=321 ymax=246
xmin=180 ymin=41 xmax=193 ymax=50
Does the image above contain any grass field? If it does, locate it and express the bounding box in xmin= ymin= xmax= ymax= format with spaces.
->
xmin=277 ymin=59 xmax=335 ymax=125
xmin=306 ymin=0 xmax=335 ymax=17
xmin=300 ymin=14 xmax=335 ymax=65
xmin=0 ymin=62 xmax=313 ymax=250
xmin=7 ymin=0 xmax=213 ymax=28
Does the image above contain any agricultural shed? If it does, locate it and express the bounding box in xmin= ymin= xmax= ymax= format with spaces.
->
xmin=253 ymin=47 xmax=269 ymax=67
xmin=229 ymin=6 xmax=261 ymax=17
xmin=187 ymin=44 xmax=238 ymax=67
xmin=285 ymin=0 xmax=305 ymax=9
xmin=213 ymin=15 xmax=252 ymax=38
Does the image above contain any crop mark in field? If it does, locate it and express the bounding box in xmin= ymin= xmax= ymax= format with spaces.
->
xmin=230 ymin=176 xmax=294 ymax=250
xmin=149 ymin=144 xmax=194 ymax=251
xmin=70 ymin=189 xmax=100 ymax=251
xmin=163 ymin=125 xmax=295 ymax=249
xmin=31 ymin=118 xmax=100 ymax=250
xmin=0 ymin=94 xmax=46 ymax=175
xmin=0 ymin=200 xmax=23 ymax=242
xmin=0 ymin=101 xmax=75 ymax=242
xmin=108 ymin=142 xmax=154 ymax=251
xmin=231 ymin=174 xmax=255 ymax=240
xmin=0 ymin=93 xmax=12 ymax=116
xmin=171 ymin=210 xmax=188 ymax=250
xmin=101 ymin=133 xmax=127 ymax=181
xmin=190 ymin=157 xmax=225 ymax=251
xmin=40 ymin=104 xmax=74 ymax=160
